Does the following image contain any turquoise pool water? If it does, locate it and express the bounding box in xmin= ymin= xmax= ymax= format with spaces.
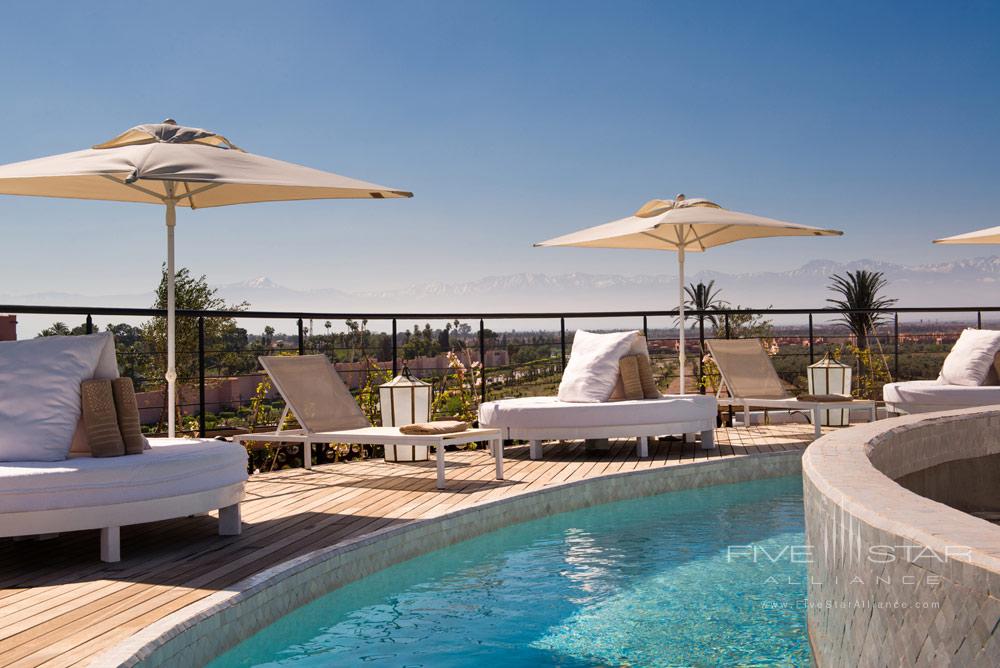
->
xmin=210 ymin=476 xmax=809 ymax=667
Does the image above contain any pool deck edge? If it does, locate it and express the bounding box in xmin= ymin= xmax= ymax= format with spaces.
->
xmin=94 ymin=448 xmax=804 ymax=668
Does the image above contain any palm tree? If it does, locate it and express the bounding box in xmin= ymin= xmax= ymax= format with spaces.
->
xmin=39 ymin=321 xmax=72 ymax=337
xmin=683 ymin=280 xmax=726 ymax=330
xmin=826 ymin=270 xmax=897 ymax=350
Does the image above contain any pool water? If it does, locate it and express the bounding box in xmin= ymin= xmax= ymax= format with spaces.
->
xmin=210 ymin=476 xmax=810 ymax=667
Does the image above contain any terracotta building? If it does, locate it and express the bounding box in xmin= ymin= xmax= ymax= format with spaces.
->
xmin=0 ymin=315 xmax=16 ymax=341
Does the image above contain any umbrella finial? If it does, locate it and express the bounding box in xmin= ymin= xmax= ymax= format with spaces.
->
xmin=162 ymin=118 xmax=178 ymax=126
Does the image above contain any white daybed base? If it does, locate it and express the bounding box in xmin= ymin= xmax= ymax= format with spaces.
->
xmin=717 ymin=397 xmax=878 ymax=439
xmin=1 ymin=483 xmax=243 ymax=563
xmin=882 ymin=380 xmax=1000 ymax=416
xmin=479 ymin=395 xmax=717 ymax=460
xmin=499 ymin=420 xmax=715 ymax=460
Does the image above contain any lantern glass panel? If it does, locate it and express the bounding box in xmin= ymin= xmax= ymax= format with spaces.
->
xmin=807 ymin=355 xmax=853 ymax=427
xmin=378 ymin=371 xmax=433 ymax=462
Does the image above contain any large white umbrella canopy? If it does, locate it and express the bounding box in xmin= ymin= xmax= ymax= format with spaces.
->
xmin=535 ymin=195 xmax=842 ymax=393
xmin=0 ymin=119 xmax=412 ymax=437
xmin=933 ymin=226 xmax=1000 ymax=245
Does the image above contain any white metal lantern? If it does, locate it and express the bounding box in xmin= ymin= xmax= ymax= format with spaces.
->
xmin=379 ymin=365 xmax=432 ymax=462
xmin=807 ymin=353 xmax=853 ymax=426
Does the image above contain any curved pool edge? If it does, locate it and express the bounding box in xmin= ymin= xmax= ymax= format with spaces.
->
xmin=802 ymin=407 xmax=1000 ymax=667
xmin=95 ymin=449 xmax=803 ymax=668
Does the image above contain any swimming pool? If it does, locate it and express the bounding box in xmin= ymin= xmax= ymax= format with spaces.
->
xmin=210 ymin=475 xmax=809 ymax=667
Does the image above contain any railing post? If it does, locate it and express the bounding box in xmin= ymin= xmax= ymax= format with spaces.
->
xmin=808 ymin=313 xmax=815 ymax=364
xmin=479 ymin=318 xmax=487 ymax=404
xmin=698 ymin=313 xmax=706 ymax=394
xmin=85 ymin=314 xmax=93 ymax=334
xmin=978 ymin=311 xmax=983 ymax=329
xmin=722 ymin=311 xmax=733 ymax=426
xmin=894 ymin=312 xmax=900 ymax=380
xmin=297 ymin=318 xmax=304 ymax=355
xmin=392 ymin=318 xmax=398 ymax=376
xmin=560 ymin=317 xmax=567 ymax=371
xmin=198 ymin=316 xmax=206 ymax=438
xmin=642 ymin=315 xmax=648 ymax=339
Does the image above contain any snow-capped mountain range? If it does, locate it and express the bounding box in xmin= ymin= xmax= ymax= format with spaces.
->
xmin=3 ymin=257 xmax=998 ymax=335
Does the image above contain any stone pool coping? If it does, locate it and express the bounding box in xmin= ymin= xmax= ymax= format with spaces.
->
xmin=804 ymin=407 xmax=1000 ymax=581
xmin=802 ymin=407 xmax=1000 ymax=666
xmin=94 ymin=449 xmax=802 ymax=667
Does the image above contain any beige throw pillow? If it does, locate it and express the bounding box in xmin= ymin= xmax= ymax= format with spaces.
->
xmin=112 ymin=378 xmax=145 ymax=455
xmin=636 ymin=354 xmax=661 ymax=398
xmin=81 ymin=379 xmax=125 ymax=458
xmin=609 ymin=334 xmax=652 ymax=400
xmin=618 ymin=356 xmax=644 ymax=400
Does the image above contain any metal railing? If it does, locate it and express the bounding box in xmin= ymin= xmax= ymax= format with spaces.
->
xmin=3 ymin=302 xmax=998 ymax=437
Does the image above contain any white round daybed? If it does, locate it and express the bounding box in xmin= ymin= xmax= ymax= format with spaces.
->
xmin=479 ymin=395 xmax=717 ymax=459
xmin=0 ymin=438 xmax=248 ymax=562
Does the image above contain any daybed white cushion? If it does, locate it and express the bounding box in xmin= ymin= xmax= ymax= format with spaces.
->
xmin=0 ymin=439 xmax=248 ymax=514
xmin=480 ymin=395 xmax=717 ymax=430
xmin=940 ymin=329 xmax=1000 ymax=386
xmin=0 ymin=333 xmax=118 ymax=462
xmin=558 ymin=330 xmax=639 ymax=403
xmin=883 ymin=381 xmax=1000 ymax=413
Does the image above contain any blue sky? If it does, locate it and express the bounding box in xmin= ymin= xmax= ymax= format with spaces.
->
xmin=0 ymin=1 xmax=998 ymax=297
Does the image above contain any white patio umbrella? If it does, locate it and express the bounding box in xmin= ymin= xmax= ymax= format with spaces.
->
xmin=535 ymin=195 xmax=842 ymax=393
xmin=0 ymin=119 xmax=412 ymax=437
xmin=933 ymin=226 xmax=1000 ymax=245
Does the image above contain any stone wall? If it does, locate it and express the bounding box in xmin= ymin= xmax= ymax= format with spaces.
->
xmin=803 ymin=408 xmax=1000 ymax=666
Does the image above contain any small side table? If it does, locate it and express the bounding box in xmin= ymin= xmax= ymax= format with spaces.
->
xmin=313 ymin=427 xmax=503 ymax=489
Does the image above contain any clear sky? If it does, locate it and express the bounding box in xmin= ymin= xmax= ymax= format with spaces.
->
xmin=0 ymin=1 xmax=998 ymax=297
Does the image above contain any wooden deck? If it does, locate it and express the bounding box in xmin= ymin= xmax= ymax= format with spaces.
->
xmin=0 ymin=426 xmax=813 ymax=667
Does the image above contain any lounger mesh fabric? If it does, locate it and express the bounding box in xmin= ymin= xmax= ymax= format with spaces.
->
xmin=705 ymin=339 xmax=788 ymax=399
xmin=0 ymin=439 xmax=247 ymax=513
xmin=259 ymin=355 xmax=369 ymax=432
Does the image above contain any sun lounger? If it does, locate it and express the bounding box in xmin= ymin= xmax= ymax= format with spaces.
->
xmin=705 ymin=338 xmax=877 ymax=439
xmin=234 ymin=355 xmax=503 ymax=489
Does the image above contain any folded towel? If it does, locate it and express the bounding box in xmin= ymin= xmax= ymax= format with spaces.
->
xmin=796 ymin=394 xmax=854 ymax=402
xmin=398 ymin=420 xmax=469 ymax=435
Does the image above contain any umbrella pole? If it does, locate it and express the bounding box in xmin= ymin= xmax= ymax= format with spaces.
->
xmin=678 ymin=244 xmax=685 ymax=395
xmin=165 ymin=196 xmax=177 ymax=438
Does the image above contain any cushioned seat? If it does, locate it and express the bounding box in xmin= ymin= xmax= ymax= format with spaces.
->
xmin=883 ymin=381 xmax=1000 ymax=414
xmin=479 ymin=395 xmax=717 ymax=459
xmin=480 ymin=395 xmax=716 ymax=430
xmin=0 ymin=439 xmax=248 ymax=514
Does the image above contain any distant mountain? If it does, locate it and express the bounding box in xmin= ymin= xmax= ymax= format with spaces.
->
xmin=214 ymin=276 xmax=351 ymax=312
xmin=4 ymin=258 xmax=998 ymax=336
xmin=352 ymin=257 xmax=1000 ymax=312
